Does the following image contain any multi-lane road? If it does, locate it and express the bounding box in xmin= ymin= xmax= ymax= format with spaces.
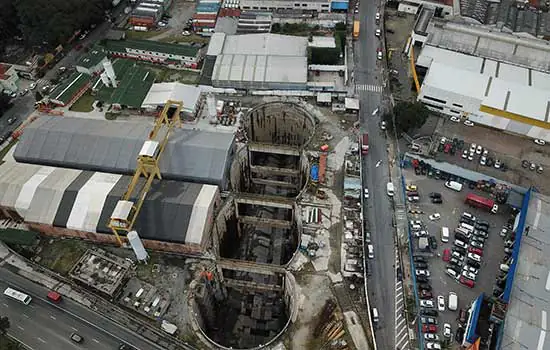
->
xmin=0 ymin=267 xmax=161 ymax=350
xmin=355 ymin=2 xmax=397 ymax=349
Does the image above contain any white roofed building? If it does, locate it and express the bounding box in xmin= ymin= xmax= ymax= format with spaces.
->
xmin=142 ymin=83 xmax=203 ymax=118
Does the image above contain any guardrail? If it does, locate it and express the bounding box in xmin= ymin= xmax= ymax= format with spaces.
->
xmin=359 ymin=150 xmax=378 ymax=350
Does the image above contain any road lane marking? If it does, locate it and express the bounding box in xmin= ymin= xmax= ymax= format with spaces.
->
xmin=92 ymin=338 xmax=100 ymax=343
xmin=22 ymin=314 xmax=29 ymax=318
xmin=37 ymin=337 xmax=46 ymax=343
xmin=71 ymin=327 xmax=78 ymax=332
xmin=7 ymin=334 xmax=35 ymax=350
xmin=2 ymin=303 xmax=7 ymax=307
xmin=28 ymin=305 xmax=35 ymax=309
xmin=49 ymin=315 xmax=56 ymax=320
xmin=17 ymin=325 xmax=24 ymax=331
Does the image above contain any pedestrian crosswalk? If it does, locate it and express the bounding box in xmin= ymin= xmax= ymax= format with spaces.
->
xmin=395 ymin=250 xmax=411 ymax=350
xmin=356 ymin=84 xmax=383 ymax=92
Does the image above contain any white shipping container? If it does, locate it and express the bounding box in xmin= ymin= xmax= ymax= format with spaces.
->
xmin=216 ymin=100 xmax=224 ymax=114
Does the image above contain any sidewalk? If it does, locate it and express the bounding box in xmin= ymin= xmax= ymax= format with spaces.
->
xmin=0 ymin=242 xmax=194 ymax=350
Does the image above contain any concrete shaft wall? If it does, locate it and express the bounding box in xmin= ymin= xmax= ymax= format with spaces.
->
xmin=244 ymin=102 xmax=315 ymax=147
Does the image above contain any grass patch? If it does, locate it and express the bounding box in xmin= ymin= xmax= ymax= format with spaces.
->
xmin=141 ymin=63 xmax=200 ymax=84
xmin=125 ymin=29 xmax=168 ymax=40
xmin=69 ymin=92 xmax=95 ymax=112
xmin=158 ymin=34 xmax=209 ymax=45
xmin=39 ymin=239 xmax=89 ymax=275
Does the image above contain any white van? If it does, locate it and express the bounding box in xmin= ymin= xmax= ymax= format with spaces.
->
xmin=387 ymin=182 xmax=395 ymax=197
xmin=445 ymin=181 xmax=463 ymax=192
xmin=448 ymin=292 xmax=458 ymax=311
xmin=460 ymin=223 xmax=475 ymax=233
xmin=368 ymin=244 xmax=374 ymax=259
xmin=441 ymin=227 xmax=449 ymax=242
xmin=371 ymin=307 xmax=379 ymax=325
xmin=499 ymin=264 xmax=510 ymax=272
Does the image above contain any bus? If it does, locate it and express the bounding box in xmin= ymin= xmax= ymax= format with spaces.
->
xmin=353 ymin=20 xmax=360 ymax=40
xmin=3 ymin=287 xmax=32 ymax=305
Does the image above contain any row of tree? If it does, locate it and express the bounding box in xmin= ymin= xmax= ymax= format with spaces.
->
xmin=0 ymin=0 xmax=112 ymax=52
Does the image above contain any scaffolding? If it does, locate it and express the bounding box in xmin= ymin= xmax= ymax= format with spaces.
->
xmin=108 ymin=100 xmax=183 ymax=245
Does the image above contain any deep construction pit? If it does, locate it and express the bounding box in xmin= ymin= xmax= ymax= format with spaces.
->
xmin=197 ymin=102 xmax=314 ymax=349
xmin=221 ymin=102 xmax=316 ymax=265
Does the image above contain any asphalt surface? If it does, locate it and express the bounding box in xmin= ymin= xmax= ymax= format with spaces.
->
xmin=0 ymin=267 xmax=163 ymax=350
xmin=355 ymin=3 xmax=396 ymax=349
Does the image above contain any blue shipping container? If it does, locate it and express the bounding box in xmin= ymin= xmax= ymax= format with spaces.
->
xmin=310 ymin=165 xmax=319 ymax=182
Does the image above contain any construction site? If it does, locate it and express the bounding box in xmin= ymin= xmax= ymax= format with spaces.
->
xmin=0 ymin=95 xmax=367 ymax=349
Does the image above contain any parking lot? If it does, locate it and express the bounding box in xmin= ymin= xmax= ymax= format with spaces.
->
xmin=403 ymin=167 xmax=514 ymax=348
xmin=432 ymin=118 xmax=550 ymax=193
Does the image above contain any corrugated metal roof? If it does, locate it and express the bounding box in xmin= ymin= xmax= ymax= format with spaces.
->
xmin=0 ymin=161 xmax=218 ymax=245
xmin=219 ymin=33 xmax=307 ymax=56
xmin=14 ymin=115 xmax=235 ymax=188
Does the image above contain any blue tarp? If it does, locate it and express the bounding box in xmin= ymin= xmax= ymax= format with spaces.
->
xmin=465 ymin=294 xmax=484 ymax=343
xmin=196 ymin=3 xmax=220 ymax=12
xmin=331 ymin=1 xmax=349 ymax=10
xmin=310 ymin=165 xmax=319 ymax=182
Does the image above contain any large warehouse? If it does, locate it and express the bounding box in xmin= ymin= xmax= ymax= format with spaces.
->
xmin=0 ymin=161 xmax=219 ymax=253
xmin=13 ymin=116 xmax=235 ymax=189
xmin=416 ymin=43 xmax=550 ymax=141
xmin=207 ymin=33 xmax=308 ymax=90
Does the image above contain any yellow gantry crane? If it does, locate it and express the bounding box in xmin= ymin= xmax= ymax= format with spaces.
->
xmin=108 ymin=100 xmax=183 ymax=246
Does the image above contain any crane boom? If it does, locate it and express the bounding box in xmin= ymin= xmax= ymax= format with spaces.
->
xmin=108 ymin=100 xmax=183 ymax=245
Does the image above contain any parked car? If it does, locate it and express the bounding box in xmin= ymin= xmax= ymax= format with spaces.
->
xmin=449 ymin=257 xmax=462 ymax=266
xmin=467 ymin=252 xmax=482 ymax=262
xmin=428 ymin=236 xmax=437 ymax=250
xmin=415 ymin=262 xmax=428 ymax=269
xmin=429 ymin=213 xmax=441 ymax=221
xmin=422 ymin=324 xmax=437 ymax=333
xmin=416 ymin=269 xmax=431 ymax=277
xmin=420 ymin=299 xmax=434 ymax=308
xmin=417 ymin=275 xmax=429 ymax=283
xmin=442 ymin=249 xmax=450 ymax=262
xmin=461 ymin=270 xmax=477 ymax=281
xmin=426 ymin=342 xmax=442 ymax=350
xmin=446 ymin=268 xmax=459 ymax=279
xmin=454 ymin=239 xmax=468 ymax=249
xmin=443 ymin=323 xmax=452 ymax=338
xmin=468 ymin=247 xmax=483 ymax=256
xmin=413 ymin=256 xmax=427 ymax=263
xmin=421 ymin=309 xmax=438 ymax=317
xmin=470 ymin=240 xmax=484 ymax=249
xmin=418 ymin=283 xmax=432 ymax=291
xmin=7 ymin=116 xmax=17 ymax=125
xmin=421 ymin=317 xmax=438 ymax=325
xmin=459 ymin=276 xmax=475 ymax=288
xmin=424 ymin=333 xmax=440 ymax=341
xmin=464 ymin=120 xmax=474 ymax=127
xmin=429 ymin=192 xmax=441 ymax=199
xmin=420 ymin=290 xmax=433 ymax=298
xmin=437 ymin=295 xmax=445 ymax=311
xmin=463 ymin=265 xmax=479 ymax=275
xmin=432 ymin=197 xmax=443 ymax=204
xmin=534 ymin=139 xmax=546 ymax=145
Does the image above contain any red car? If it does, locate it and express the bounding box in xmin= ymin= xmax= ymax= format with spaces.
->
xmin=420 ymin=290 xmax=433 ymax=299
xmin=444 ymin=143 xmax=451 ymax=153
xmin=442 ymin=248 xmax=450 ymax=262
xmin=468 ymin=247 xmax=483 ymax=256
xmin=459 ymin=276 xmax=475 ymax=288
xmin=422 ymin=324 xmax=438 ymax=333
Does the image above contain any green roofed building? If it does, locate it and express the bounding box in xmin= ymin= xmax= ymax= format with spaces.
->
xmin=49 ymin=72 xmax=92 ymax=107
xmin=91 ymin=59 xmax=155 ymax=109
xmin=76 ymin=48 xmax=108 ymax=75
xmin=102 ymin=39 xmax=203 ymax=68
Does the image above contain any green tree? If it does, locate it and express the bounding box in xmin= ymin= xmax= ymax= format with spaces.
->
xmin=382 ymin=101 xmax=429 ymax=135
xmin=0 ymin=94 xmax=12 ymax=116
xmin=271 ymin=23 xmax=281 ymax=33
xmin=0 ymin=0 xmax=21 ymax=50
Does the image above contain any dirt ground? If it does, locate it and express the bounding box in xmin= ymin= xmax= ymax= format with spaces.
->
xmin=433 ymin=118 xmax=550 ymax=192
xmin=149 ymin=0 xmax=197 ymax=41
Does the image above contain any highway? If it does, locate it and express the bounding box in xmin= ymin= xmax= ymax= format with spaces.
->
xmin=355 ymin=1 xmax=396 ymax=349
xmin=0 ymin=267 xmax=162 ymax=350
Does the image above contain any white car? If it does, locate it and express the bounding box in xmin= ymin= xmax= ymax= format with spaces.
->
xmin=482 ymin=149 xmax=489 ymax=157
xmin=469 ymin=143 xmax=476 ymax=153
xmin=475 ymin=145 xmax=483 ymax=155
xmin=182 ymin=30 xmax=191 ymax=36
xmin=29 ymin=83 xmax=36 ymax=90
xmin=377 ymin=50 xmax=383 ymax=60
xmin=468 ymin=152 xmax=474 ymax=161
xmin=492 ymin=204 xmax=499 ymax=214
xmin=534 ymin=139 xmax=546 ymax=146
xmin=364 ymin=188 xmax=370 ymax=199
xmin=380 ymin=121 xmax=387 ymax=130
xmin=375 ymin=29 xmax=381 ymax=37
xmin=375 ymin=12 xmax=380 ymax=20
xmin=464 ymin=120 xmax=475 ymax=127
xmin=410 ymin=220 xmax=422 ymax=226
xmin=416 ymin=269 xmax=430 ymax=277
xmin=420 ymin=299 xmax=434 ymax=308
xmin=426 ymin=342 xmax=442 ymax=350
xmin=437 ymin=295 xmax=445 ymax=311
xmin=424 ymin=333 xmax=440 ymax=341
xmin=454 ymin=239 xmax=468 ymax=249
xmin=494 ymin=159 xmax=501 ymax=169
xmin=480 ymin=156 xmax=487 ymax=166
xmin=463 ymin=265 xmax=479 ymax=275
xmin=443 ymin=323 xmax=452 ymax=338
xmin=414 ymin=230 xmax=429 ymax=238
xmin=467 ymin=252 xmax=482 ymax=262
xmin=462 ymin=150 xmax=468 ymax=159
xmin=462 ymin=270 xmax=477 ymax=281
xmin=450 ymin=116 xmax=460 ymax=123
xmin=158 ymin=21 xmax=168 ymax=27
xmin=429 ymin=213 xmax=441 ymax=221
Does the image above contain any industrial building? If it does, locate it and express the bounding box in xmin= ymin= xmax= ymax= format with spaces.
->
xmin=141 ymin=83 xmax=203 ymax=118
xmin=13 ymin=115 xmax=235 ymax=189
xmin=48 ymin=72 xmax=92 ymax=107
xmin=129 ymin=0 xmax=172 ymax=28
xmin=0 ymin=161 xmax=219 ymax=253
xmin=239 ymin=0 xmax=339 ymax=13
xmin=412 ymin=20 xmax=550 ymax=141
xmin=75 ymin=49 xmax=108 ymax=75
xmin=90 ymin=59 xmax=155 ymax=109
xmin=102 ymin=39 xmax=203 ymax=69
xmin=0 ymin=63 xmax=19 ymax=93
xmin=207 ymin=33 xmax=308 ymax=90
